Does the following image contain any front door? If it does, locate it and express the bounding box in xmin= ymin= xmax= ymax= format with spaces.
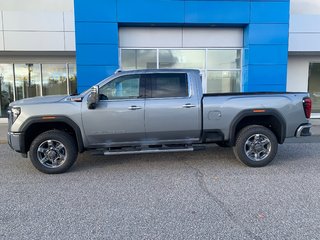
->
xmin=82 ymin=74 xmax=145 ymax=147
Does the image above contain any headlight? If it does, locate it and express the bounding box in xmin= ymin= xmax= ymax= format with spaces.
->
xmin=11 ymin=107 xmax=21 ymax=123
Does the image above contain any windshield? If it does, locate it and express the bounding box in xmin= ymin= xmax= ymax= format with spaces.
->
xmin=79 ymin=75 xmax=115 ymax=96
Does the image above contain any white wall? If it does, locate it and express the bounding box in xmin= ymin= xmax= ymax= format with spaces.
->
xmin=289 ymin=15 xmax=320 ymax=52
xmin=287 ymin=56 xmax=309 ymax=92
xmin=0 ymin=0 xmax=74 ymax=11
xmin=287 ymin=55 xmax=320 ymax=92
xmin=119 ymin=27 xmax=243 ymax=48
xmin=0 ymin=0 xmax=75 ymax=52
xmin=287 ymin=55 xmax=320 ymax=118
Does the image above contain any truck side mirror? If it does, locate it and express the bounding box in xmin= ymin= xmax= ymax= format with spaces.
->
xmin=87 ymin=85 xmax=99 ymax=109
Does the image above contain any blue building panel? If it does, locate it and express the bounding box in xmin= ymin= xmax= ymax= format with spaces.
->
xmin=75 ymin=22 xmax=118 ymax=45
xmin=244 ymin=84 xmax=287 ymax=92
xmin=246 ymin=24 xmax=289 ymax=45
xmin=77 ymin=65 xmax=119 ymax=93
xmin=76 ymin=44 xmax=118 ymax=66
xmin=74 ymin=0 xmax=290 ymax=93
xmin=74 ymin=0 xmax=117 ymax=22
xmin=117 ymin=0 xmax=185 ymax=23
xmin=250 ymin=1 xmax=290 ymax=24
xmin=248 ymin=65 xmax=287 ymax=85
xmin=248 ymin=45 xmax=288 ymax=65
xmin=185 ymin=1 xmax=250 ymax=24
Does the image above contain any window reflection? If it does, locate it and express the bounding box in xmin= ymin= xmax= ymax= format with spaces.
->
xmin=207 ymin=50 xmax=241 ymax=70
xmin=100 ymin=75 xmax=141 ymax=100
xmin=42 ymin=64 xmax=68 ymax=96
xmin=68 ymin=64 xmax=77 ymax=95
xmin=159 ymin=49 xmax=205 ymax=69
xmin=121 ymin=49 xmax=157 ymax=69
xmin=121 ymin=48 xmax=242 ymax=94
xmin=308 ymin=63 xmax=320 ymax=113
xmin=15 ymin=64 xmax=41 ymax=100
xmin=0 ymin=64 xmax=14 ymax=117
xmin=207 ymin=71 xmax=241 ymax=93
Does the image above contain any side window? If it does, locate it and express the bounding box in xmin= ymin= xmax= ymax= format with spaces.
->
xmin=100 ymin=75 xmax=141 ymax=100
xmin=149 ymin=73 xmax=188 ymax=98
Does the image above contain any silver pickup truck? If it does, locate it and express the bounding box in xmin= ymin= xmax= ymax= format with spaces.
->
xmin=7 ymin=69 xmax=312 ymax=174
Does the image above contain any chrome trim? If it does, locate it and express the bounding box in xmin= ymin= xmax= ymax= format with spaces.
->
xmin=296 ymin=123 xmax=312 ymax=137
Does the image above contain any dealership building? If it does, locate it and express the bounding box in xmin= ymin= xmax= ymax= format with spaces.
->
xmin=0 ymin=0 xmax=320 ymax=120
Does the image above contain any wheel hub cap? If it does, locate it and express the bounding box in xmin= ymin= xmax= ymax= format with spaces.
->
xmin=244 ymin=134 xmax=271 ymax=162
xmin=46 ymin=150 xmax=58 ymax=161
xmin=37 ymin=140 xmax=67 ymax=168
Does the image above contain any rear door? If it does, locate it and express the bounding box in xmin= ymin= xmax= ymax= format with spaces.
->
xmin=144 ymin=73 xmax=201 ymax=143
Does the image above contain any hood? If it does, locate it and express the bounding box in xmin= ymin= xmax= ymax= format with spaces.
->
xmin=9 ymin=95 xmax=67 ymax=106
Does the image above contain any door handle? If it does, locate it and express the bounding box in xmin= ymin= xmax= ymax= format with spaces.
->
xmin=128 ymin=105 xmax=142 ymax=110
xmin=182 ymin=103 xmax=196 ymax=108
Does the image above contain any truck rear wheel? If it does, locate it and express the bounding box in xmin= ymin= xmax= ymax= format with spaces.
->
xmin=233 ymin=125 xmax=278 ymax=167
xmin=29 ymin=130 xmax=78 ymax=174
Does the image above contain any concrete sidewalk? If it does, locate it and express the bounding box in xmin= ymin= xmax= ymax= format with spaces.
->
xmin=1 ymin=119 xmax=320 ymax=145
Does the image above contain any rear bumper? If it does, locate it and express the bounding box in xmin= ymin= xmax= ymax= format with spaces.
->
xmin=7 ymin=132 xmax=26 ymax=153
xmin=295 ymin=123 xmax=312 ymax=137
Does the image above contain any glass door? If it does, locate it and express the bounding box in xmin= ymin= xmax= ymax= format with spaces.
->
xmin=0 ymin=64 xmax=14 ymax=118
xmin=308 ymin=63 xmax=320 ymax=113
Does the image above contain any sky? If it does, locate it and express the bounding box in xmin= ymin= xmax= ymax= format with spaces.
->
xmin=291 ymin=0 xmax=320 ymax=14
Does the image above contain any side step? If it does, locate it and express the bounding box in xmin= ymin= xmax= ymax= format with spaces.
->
xmin=104 ymin=147 xmax=194 ymax=156
xmin=91 ymin=145 xmax=206 ymax=156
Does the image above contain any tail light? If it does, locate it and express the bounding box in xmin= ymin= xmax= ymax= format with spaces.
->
xmin=303 ymin=97 xmax=312 ymax=119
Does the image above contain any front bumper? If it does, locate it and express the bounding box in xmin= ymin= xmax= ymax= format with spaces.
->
xmin=7 ymin=131 xmax=26 ymax=154
xmin=295 ymin=123 xmax=312 ymax=137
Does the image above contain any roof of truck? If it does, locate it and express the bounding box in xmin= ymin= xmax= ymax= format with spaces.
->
xmin=115 ymin=69 xmax=200 ymax=75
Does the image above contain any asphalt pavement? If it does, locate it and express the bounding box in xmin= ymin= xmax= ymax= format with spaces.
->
xmin=1 ymin=119 xmax=320 ymax=239
xmin=1 ymin=141 xmax=320 ymax=239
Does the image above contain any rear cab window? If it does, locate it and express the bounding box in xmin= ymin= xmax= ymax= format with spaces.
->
xmin=146 ymin=73 xmax=189 ymax=98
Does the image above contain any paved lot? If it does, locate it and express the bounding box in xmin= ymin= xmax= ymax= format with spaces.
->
xmin=1 ymin=140 xmax=320 ymax=240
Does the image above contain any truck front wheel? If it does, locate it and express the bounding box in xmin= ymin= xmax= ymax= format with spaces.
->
xmin=29 ymin=130 xmax=78 ymax=174
xmin=233 ymin=125 xmax=278 ymax=167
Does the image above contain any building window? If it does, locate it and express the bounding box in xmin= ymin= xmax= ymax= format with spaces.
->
xmin=121 ymin=49 xmax=157 ymax=69
xmin=14 ymin=64 xmax=42 ymax=100
xmin=0 ymin=64 xmax=14 ymax=117
xmin=308 ymin=63 xmax=320 ymax=113
xmin=68 ymin=64 xmax=77 ymax=95
xmin=120 ymin=48 xmax=242 ymax=94
xmin=159 ymin=49 xmax=205 ymax=69
xmin=207 ymin=49 xmax=241 ymax=93
xmin=0 ymin=63 xmax=76 ymax=118
xmin=42 ymin=64 xmax=68 ymax=96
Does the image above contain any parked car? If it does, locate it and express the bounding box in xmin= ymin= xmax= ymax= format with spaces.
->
xmin=7 ymin=69 xmax=312 ymax=174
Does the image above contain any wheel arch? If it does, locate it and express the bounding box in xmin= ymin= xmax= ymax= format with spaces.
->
xmin=229 ymin=109 xmax=286 ymax=146
xmin=20 ymin=116 xmax=85 ymax=154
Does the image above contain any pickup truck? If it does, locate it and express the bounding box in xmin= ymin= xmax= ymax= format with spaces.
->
xmin=7 ymin=69 xmax=312 ymax=174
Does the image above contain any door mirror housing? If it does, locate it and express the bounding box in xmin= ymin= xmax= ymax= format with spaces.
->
xmin=87 ymin=85 xmax=99 ymax=109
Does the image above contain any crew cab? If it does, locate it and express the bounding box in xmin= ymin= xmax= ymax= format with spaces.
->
xmin=7 ymin=69 xmax=312 ymax=174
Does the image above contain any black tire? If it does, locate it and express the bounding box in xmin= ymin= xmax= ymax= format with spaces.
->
xmin=29 ymin=130 xmax=78 ymax=174
xmin=233 ymin=125 xmax=278 ymax=167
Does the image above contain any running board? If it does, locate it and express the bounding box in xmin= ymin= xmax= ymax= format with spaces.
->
xmin=103 ymin=147 xmax=194 ymax=156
